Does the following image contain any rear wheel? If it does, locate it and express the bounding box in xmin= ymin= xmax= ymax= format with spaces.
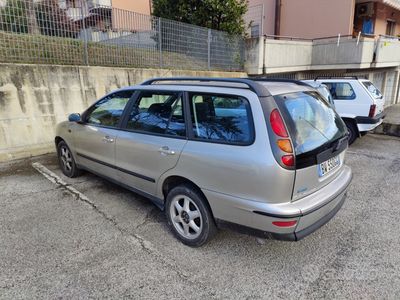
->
xmin=57 ymin=141 xmax=81 ymax=178
xmin=345 ymin=121 xmax=358 ymax=145
xmin=166 ymin=184 xmax=217 ymax=247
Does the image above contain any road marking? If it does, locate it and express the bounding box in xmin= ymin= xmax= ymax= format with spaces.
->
xmin=31 ymin=162 xmax=156 ymax=251
xmin=32 ymin=162 xmax=91 ymax=204
xmin=31 ymin=162 xmax=200 ymax=285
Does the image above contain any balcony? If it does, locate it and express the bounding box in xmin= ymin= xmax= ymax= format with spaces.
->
xmin=245 ymin=35 xmax=400 ymax=75
xmin=66 ymin=7 xmax=87 ymax=21
xmin=263 ymin=39 xmax=313 ymax=73
xmin=88 ymin=0 xmax=112 ymax=10
xmin=312 ymin=36 xmax=375 ymax=70
xmin=373 ymin=36 xmax=400 ymax=68
xmin=245 ymin=37 xmax=313 ymax=74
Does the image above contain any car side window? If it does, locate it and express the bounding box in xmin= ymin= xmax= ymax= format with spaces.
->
xmin=86 ymin=90 xmax=134 ymax=127
xmin=323 ymin=82 xmax=356 ymax=100
xmin=189 ymin=93 xmax=252 ymax=144
xmin=125 ymin=91 xmax=186 ymax=137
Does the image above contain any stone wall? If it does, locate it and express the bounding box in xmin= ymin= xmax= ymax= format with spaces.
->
xmin=0 ymin=64 xmax=245 ymax=161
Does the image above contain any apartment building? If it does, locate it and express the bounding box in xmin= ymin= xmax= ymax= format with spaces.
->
xmin=60 ymin=0 xmax=153 ymax=42
xmin=246 ymin=0 xmax=400 ymax=38
xmin=62 ymin=0 xmax=151 ymax=15
xmin=245 ymin=0 xmax=400 ymax=106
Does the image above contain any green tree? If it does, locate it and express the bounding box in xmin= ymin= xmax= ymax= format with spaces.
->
xmin=152 ymin=0 xmax=248 ymax=35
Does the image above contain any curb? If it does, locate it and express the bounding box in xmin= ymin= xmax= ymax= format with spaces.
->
xmin=373 ymin=123 xmax=400 ymax=138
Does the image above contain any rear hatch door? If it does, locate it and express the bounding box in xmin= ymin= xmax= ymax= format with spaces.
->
xmin=274 ymin=91 xmax=348 ymax=201
xmin=360 ymin=80 xmax=385 ymax=115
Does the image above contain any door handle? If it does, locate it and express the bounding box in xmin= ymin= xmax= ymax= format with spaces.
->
xmin=158 ymin=146 xmax=175 ymax=156
xmin=102 ymin=136 xmax=115 ymax=143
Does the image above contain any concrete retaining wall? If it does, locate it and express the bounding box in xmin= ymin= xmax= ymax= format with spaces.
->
xmin=0 ymin=64 xmax=246 ymax=162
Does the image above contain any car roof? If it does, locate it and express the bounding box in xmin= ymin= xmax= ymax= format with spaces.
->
xmin=301 ymin=80 xmax=327 ymax=88
xmin=255 ymin=81 xmax=314 ymax=96
xmin=110 ymin=84 xmax=262 ymax=99
xmin=113 ymin=78 xmax=314 ymax=97
xmin=113 ymin=82 xmax=314 ymax=96
xmin=314 ymin=78 xmax=369 ymax=83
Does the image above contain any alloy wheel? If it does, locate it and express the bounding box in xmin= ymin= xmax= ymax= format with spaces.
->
xmin=60 ymin=146 xmax=73 ymax=172
xmin=169 ymin=195 xmax=203 ymax=240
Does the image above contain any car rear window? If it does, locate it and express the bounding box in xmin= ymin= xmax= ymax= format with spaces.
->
xmin=274 ymin=91 xmax=347 ymax=155
xmin=362 ymin=81 xmax=383 ymax=99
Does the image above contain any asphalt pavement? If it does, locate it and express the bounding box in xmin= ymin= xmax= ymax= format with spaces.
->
xmin=1 ymin=134 xmax=400 ymax=299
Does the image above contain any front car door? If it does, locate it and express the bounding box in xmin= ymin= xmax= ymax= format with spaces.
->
xmin=73 ymin=90 xmax=135 ymax=180
xmin=115 ymin=90 xmax=188 ymax=196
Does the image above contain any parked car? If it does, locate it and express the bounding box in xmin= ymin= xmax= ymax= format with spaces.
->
xmin=55 ymin=78 xmax=352 ymax=247
xmin=313 ymin=77 xmax=385 ymax=144
xmin=301 ymin=80 xmax=335 ymax=108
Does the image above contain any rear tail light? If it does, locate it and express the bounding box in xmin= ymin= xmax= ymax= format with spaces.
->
xmin=272 ymin=220 xmax=297 ymax=227
xmin=368 ymin=104 xmax=376 ymax=118
xmin=270 ymin=109 xmax=288 ymax=137
xmin=281 ymin=155 xmax=295 ymax=167
xmin=269 ymin=109 xmax=295 ymax=169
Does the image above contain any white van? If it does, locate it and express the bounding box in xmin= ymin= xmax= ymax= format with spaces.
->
xmin=310 ymin=77 xmax=386 ymax=144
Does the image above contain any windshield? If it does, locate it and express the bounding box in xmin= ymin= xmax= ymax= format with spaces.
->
xmin=362 ymin=81 xmax=383 ymax=99
xmin=274 ymin=91 xmax=347 ymax=155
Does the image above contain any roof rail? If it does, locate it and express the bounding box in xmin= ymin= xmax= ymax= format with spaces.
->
xmin=140 ymin=77 xmax=271 ymax=97
xmin=314 ymin=76 xmax=364 ymax=81
xmin=247 ymin=77 xmax=311 ymax=87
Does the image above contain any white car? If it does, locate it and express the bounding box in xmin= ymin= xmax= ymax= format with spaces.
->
xmin=309 ymin=77 xmax=385 ymax=144
xmin=301 ymin=81 xmax=335 ymax=108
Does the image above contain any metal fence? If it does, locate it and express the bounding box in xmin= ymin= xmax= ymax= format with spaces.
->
xmin=0 ymin=0 xmax=245 ymax=71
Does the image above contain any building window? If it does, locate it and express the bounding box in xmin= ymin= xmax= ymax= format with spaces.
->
xmin=386 ymin=20 xmax=396 ymax=36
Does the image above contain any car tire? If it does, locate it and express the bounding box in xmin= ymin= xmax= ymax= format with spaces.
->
xmin=57 ymin=141 xmax=81 ymax=178
xmin=166 ymin=184 xmax=217 ymax=247
xmin=345 ymin=121 xmax=358 ymax=145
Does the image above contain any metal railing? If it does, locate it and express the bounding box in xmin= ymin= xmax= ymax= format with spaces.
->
xmin=0 ymin=0 xmax=244 ymax=71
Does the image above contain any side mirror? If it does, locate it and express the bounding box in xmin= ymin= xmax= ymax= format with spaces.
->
xmin=68 ymin=113 xmax=81 ymax=123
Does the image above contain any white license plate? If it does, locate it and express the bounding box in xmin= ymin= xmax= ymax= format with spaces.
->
xmin=318 ymin=155 xmax=340 ymax=177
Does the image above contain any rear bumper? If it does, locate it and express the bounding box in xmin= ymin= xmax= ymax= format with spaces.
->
xmin=269 ymin=191 xmax=346 ymax=241
xmin=217 ymin=192 xmax=346 ymax=241
xmin=356 ymin=111 xmax=386 ymax=132
xmin=207 ymin=165 xmax=352 ymax=241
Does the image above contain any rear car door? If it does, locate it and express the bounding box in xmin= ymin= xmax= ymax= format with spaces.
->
xmin=175 ymin=92 xmax=279 ymax=202
xmin=73 ymin=90 xmax=135 ymax=180
xmin=115 ymin=90 xmax=187 ymax=195
xmin=322 ymin=81 xmax=362 ymax=117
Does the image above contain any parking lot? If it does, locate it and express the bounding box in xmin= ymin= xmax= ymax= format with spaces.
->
xmin=1 ymin=133 xmax=400 ymax=299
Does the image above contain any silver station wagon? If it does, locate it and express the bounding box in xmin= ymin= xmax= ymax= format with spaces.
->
xmin=56 ymin=78 xmax=352 ymax=247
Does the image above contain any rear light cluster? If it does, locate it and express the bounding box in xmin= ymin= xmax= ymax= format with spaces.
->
xmin=368 ymin=104 xmax=376 ymax=118
xmin=269 ymin=109 xmax=295 ymax=167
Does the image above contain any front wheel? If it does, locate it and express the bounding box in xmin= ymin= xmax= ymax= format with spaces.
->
xmin=57 ymin=141 xmax=81 ymax=178
xmin=166 ymin=184 xmax=217 ymax=247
